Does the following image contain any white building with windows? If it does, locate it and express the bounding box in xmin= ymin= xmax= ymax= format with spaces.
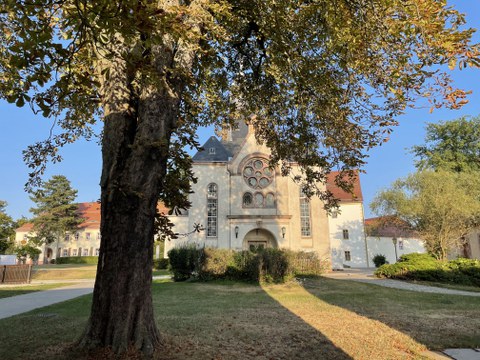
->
xmin=16 ymin=123 xmax=375 ymax=269
xmin=15 ymin=202 xmax=101 ymax=264
xmin=164 ymin=122 xmax=370 ymax=269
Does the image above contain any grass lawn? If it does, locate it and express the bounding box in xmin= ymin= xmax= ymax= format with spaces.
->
xmin=32 ymin=265 xmax=97 ymax=280
xmin=0 ymin=283 xmax=71 ymax=299
xmin=0 ymin=277 xmax=478 ymax=359
xmin=153 ymin=269 xmax=171 ymax=277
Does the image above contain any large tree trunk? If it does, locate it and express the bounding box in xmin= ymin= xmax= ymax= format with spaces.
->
xmin=78 ymin=37 xmax=184 ymax=356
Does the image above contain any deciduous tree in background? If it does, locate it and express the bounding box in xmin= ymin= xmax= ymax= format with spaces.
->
xmin=1 ymin=0 xmax=479 ymax=356
xmin=370 ymin=170 xmax=480 ymax=260
xmin=411 ymin=116 xmax=480 ymax=172
xmin=0 ymin=200 xmax=16 ymax=254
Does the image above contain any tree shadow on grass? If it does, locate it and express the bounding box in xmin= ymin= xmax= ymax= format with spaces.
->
xmin=151 ymin=281 xmax=352 ymax=360
xmin=0 ymin=281 xmax=351 ymax=360
xmin=298 ymin=276 xmax=480 ymax=351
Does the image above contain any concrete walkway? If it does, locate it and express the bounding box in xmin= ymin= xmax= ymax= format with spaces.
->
xmin=0 ymin=275 xmax=171 ymax=320
xmin=0 ymin=281 xmax=95 ymax=320
xmin=323 ymin=268 xmax=480 ymax=297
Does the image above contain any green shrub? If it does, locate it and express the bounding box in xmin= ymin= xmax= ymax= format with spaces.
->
xmin=397 ymin=252 xmax=437 ymax=264
xmin=153 ymin=258 xmax=169 ymax=270
xmin=168 ymin=247 xmax=326 ymax=283
xmin=291 ymin=251 xmax=326 ymax=276
xmin=197 ymin=248 xmax=236 ymax=280
xmin=375 ymin=253 xmax=480 ymax=286
xmin=167 ymin=246 xmax=198 ymax=281
xmin=56 ymin=256 xmax=98 ymax=264
xmin=372 ymin=254 xmax=388 ymax=268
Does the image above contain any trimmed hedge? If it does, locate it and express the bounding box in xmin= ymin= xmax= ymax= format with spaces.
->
xmin=375 ymin=253 xmax=480 ymax=286
xmin=167 ymin=246 xmax=326 ymax=283
xmin=55 ymin=256 xmax=99 ymax=264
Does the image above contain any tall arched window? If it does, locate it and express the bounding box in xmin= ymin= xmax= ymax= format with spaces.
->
xmin=207 ymin=183 xmax=218 ymax=237
xmin=299 ymin=188 xmax=311 ymax=237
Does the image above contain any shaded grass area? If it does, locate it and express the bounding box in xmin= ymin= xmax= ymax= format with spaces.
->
xmin=152 ymin=269 xmax=171 ymax=277
xmin=0 ymin=277 xmax=479 ymax=359
xmin=0 ymin=283 xmax=71 ymax=299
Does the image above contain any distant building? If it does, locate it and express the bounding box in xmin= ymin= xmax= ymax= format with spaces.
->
xmin=365 ymin=216 xmax=426 ymax=264
xmin=164 ymin=121 xmax=370 ymax=269
xmin=15 ymin=202 xmax=101 ymax=264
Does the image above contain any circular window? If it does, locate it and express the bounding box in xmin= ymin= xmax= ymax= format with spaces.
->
xmin=243 ymin=157 xmax=274 ymax=189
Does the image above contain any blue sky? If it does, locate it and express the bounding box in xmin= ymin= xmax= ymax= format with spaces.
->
xmin=1 ymin=1 xmax=479 ymax=220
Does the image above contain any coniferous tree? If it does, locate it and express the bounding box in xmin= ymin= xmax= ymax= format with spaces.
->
xmin=29 ymin=175 xmax=83 ymax=246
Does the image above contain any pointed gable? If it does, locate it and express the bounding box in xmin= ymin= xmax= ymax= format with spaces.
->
xmin=193 ymin=136 xmax=233 ymax=162
xmin=326 ymin=171 xmax=363 ymax=202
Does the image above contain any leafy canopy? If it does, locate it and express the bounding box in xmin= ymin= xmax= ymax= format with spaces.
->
xmin=0 ymin=200 xmax=16 ymax=253
xmin=370 ymin=170 xmax=480 ymax=260
xmin=29 ymin=175 xmax=83 ymax=244
xmin=411 ymin=116 xmax=480 ymax=172
xmin=1 ymin=0 xmax=479 ymax=207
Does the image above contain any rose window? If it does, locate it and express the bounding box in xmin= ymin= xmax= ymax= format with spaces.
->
xmin=243 ymin=158 xmax=273 ymax=189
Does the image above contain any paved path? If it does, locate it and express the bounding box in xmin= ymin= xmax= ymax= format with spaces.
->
xmin=0 ymin=281 xmax=95 ymax=320
xmin=0 ymin=275 xmax=171 ymax=320
xmin=323 ymin=268 xmax=480 ymax=297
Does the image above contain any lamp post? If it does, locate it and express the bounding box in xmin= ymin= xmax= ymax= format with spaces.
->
xmin=234 ymin=226 xmax=239 ymax=239
xmin=392 ymin=237 xmax=398 ymax=262
xmin=281 ymin=227 xmax=286 ymax=238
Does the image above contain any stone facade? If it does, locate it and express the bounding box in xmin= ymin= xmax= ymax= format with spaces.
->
xmin=164 ymin=123 xmax=370 ymax=269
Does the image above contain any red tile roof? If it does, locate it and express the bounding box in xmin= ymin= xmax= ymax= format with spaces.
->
xmin=77 ymin=202 xmax=101 ymax=229
xmin=365 ymin=216 xmax=417 ymax=238
xmin=16 ymin=223 xmax=34 ymax=232
xmin=16 ymin=201 xmax=171 ymax=233
xmin=16 ymin=202 xmax=101 ymax=232
xmin=326 ymin=171 xmax=363 ymax=202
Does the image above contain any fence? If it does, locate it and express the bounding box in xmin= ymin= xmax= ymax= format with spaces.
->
xmin=0 ymin=265 xmax=32 ymax=284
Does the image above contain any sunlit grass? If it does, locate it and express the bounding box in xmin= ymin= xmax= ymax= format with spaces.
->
xmin=0 ymin=277 xmax=478 ymax=359
xmin=262 ymin=281 xmax=426 ymax=359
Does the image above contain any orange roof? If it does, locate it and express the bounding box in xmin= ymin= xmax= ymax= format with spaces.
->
xmin=16 ymin=223 xmax=34 ymax=232
xmin=16 ymin=202 xmax=101 ymax=232
xmin=16 ymin=201 xmax=172 ymax=233
xmin=365 ymin=216 xmax=417 ymax=238
xmin=326 ymin=171 xmax=363 ymax=202
xmin=77 ymin=202 xmax=101 ymax=229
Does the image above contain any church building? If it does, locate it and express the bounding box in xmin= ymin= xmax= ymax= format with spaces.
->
xmin=164 ymin=122 xmax=369 ymax=269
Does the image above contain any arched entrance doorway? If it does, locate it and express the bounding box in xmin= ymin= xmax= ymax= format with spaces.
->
xmin=243 ymin=229 xmax=277 ymax=251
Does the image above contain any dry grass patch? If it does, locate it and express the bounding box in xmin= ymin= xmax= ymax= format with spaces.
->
xmin=262 ymin=282 xmax=425 ymax=359
xmin=302 ymin=277 xmax=480 ymax=350
xmin=0 ymin=278 xmax=479 ymax=359
xmin=32 ymin=266 xmax=97 ymax=280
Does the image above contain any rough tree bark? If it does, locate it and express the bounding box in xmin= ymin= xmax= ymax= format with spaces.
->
xmin=78 ymin=37 xmax=186 ymax=355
